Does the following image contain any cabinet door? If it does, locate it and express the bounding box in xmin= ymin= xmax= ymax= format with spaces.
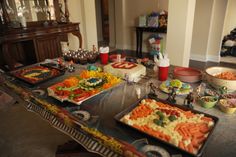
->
xmin=35 ymin=36 xmax=61 ymax=62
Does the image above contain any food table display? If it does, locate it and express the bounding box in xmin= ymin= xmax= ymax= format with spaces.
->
xmin=1 ymin=60 xmax=236 ymax=157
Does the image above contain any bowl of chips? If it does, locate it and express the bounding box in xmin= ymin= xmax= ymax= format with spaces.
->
xmin=205 ymin=67 xmax=236 ymax=91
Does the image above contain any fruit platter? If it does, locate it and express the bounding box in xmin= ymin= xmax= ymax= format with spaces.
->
xmin=47 ymin=70 xmax=121 ymax=105
xmin=11 ymin=65 xmax=64 ymax=85
xmin=159 ymin=79 xmax=192 ymax=95
xmin=115 ymin=98 xmax=218 ymax=156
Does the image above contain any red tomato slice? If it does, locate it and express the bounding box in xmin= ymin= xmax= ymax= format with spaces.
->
xmin=73 ymin=92 xmax=91 ymax=102
xmin=73 ymin=89 xmax=83 ymax=95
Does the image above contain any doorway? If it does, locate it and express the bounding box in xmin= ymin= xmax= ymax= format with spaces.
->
xmin=95 ymin=0 xmax=116 ymax=51
xmin=220 ymin=0 xmax=236 ymax=64
xmin=95 ymin=0 xmax=109 ymax=47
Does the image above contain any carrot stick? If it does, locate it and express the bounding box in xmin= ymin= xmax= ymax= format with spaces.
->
xmin=179 ymin=141 xmax=186 ymax=150
xmin=187 ymin=143 xmax=194 ymax=153
xmin=191 ymin=138 xmax=200 ymax=148
xmin=201 ymin=116 xmax=213 ymax=122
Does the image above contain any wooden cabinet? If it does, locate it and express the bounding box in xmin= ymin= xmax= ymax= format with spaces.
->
xmin=35 ymin=36 xmax=61 ymax=62
xmin=0 ymin=23 xmax=82 ymax=70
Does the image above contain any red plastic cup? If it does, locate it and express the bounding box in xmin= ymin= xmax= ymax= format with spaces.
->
xmin=100 ymin=53 xmax=109 ymax=64
xmin=158 ymin=66 xmax=169 ymax=81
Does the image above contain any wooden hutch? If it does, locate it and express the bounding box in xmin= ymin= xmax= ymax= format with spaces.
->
xmin=0 ymin=0 xmax=82 ymax=70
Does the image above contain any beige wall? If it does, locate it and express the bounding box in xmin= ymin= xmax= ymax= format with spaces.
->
xmin=114 ymin=0 xmax=126 ymax=49
xmin=67 ymin=0 xmax=168 ymax=52
xmin=82 ymin=0 xmax=98 ymax=49
xmin=67 ymin=0 xmax=98 ymax=50
xmin=190 ymin=0 xmax=214 ymax=60
xmin=123 ymin=0 xmax=159 ymax=51
xmin=190 ymin=0 xmax=228 ymax=62
xmin=157 ymin=0 xmax=169 ymax=11
xmin=67 ymin=0 xmax=86 ymax=50
xmin=115 ymin=0 xmax=168 ymax=52
xmin=207 ymin=0 xmax=227 ymax=60
xmin=223 ymin=0 xmax=236 ymax=36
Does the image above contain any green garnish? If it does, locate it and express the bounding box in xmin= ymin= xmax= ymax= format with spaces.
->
xmin=156 ymin=111 xmax=164 ymax=116
xmin=56 ymin=86 xmax=63 ymax=90
xmin=153 ymin=119 xmax=163 ymax=126
xmin=56 ymin=86 xmax=80 ymax=91
xmin=170 ymin=79 xmax=182 ymax=88
xmin=156 ymin=111 xmax=164 ymax=120
xmin=169 ymin=115 xmax=177 ymax=121
xmin=68 ymin=94 xmax=75 ymax=99
xmin=159 ymin=114 xmax=164 ymax=120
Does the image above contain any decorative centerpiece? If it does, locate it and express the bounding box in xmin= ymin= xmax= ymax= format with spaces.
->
xmin=159 ymin=79 xmax=192 ymax=95
xmin=47 ymin=70 xmax=121 ymax=105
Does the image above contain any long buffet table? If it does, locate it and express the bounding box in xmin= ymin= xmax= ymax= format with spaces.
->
xmin=1 ymin=62 xmax=236 ymax=157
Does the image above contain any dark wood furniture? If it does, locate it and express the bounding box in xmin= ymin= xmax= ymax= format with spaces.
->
xmin=101 ymin=0 xmax=109 ymax=42
xmin=0 ymin=0 xmax=82 ymax=71
xmin=0 ymin=23 xmax=82 ymax=70
xmin=136 ymin=26 xmax=167 ymax=58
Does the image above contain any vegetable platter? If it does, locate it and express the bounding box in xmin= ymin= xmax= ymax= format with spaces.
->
xmin=48 ymin=70 xmax=121 ymax=105
xmin=115 ymin=98 xmax=218 ymax=157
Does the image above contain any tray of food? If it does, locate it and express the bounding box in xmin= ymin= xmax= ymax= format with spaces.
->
xmin=47 ymin=70 xmax=122 ymax=105
xmin=115 ymin=98 xmax=218 ymax=157
xmin=10 ymin=65 xmax=65 ymax=86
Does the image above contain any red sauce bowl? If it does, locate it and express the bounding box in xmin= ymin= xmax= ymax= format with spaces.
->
xmin=174 ymin=67 xmax=202 ymax=83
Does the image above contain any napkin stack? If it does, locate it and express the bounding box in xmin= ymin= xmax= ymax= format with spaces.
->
xmin=99 ymin=47 xmax=109 ymax=54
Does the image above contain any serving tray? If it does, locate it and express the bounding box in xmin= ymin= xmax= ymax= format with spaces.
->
xmin=114 ymin=97 xmax=219 ymax=157
xmin=47 ymin=82 xmax=123 ymax=105
xmin=10 ymin=64 xmax=65 ymax=86
xmin=47 ymin=70 xmax=123 ymax=105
